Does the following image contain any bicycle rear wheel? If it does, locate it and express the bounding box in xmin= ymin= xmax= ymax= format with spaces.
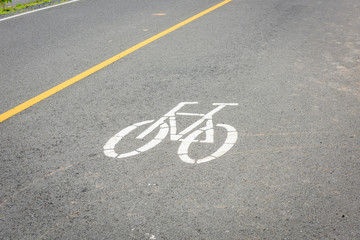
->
xmin=104 ymin=120 xmax=169 ymax=159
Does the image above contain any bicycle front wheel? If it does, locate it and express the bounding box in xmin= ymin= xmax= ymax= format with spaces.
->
xmin=177 ymin=124 xmax=237 ymax=164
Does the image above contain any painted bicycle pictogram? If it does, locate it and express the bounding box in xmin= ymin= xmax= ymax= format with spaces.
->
xmin=103 ymin=102 xmax=238 ymax=164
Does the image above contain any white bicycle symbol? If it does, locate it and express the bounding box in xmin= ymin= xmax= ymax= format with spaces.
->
xmin=103 ymin=102 xmax=238 ymax=164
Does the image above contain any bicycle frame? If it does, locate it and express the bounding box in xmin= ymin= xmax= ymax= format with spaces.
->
xmin=136 ymin=102 xmax=238 ymax=142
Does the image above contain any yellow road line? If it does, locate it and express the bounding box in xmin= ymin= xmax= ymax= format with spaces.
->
xmin=0 ymin=0 xmax=232 ymax=123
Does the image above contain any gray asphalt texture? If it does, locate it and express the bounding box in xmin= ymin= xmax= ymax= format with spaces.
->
xmin=1 ymin=0 xmax=360 ymax=239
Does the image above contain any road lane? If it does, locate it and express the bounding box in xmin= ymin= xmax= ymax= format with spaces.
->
xmin=1 ymin=0 xmax=360 ymax=239
xmin=0 ymin=0 xmax=232 ymax=122
xmin=0 ymin=0 xmax=220 ymax=113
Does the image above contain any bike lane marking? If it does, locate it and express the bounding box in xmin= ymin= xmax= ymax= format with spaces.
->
xmin=0 ymin=0 xmax=232 ymax=123
xmin=104 ymin=102 xmax=239 ymax=164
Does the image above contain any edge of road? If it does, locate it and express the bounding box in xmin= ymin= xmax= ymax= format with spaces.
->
xmin=0 ymin=0 xmax=79 ymax=22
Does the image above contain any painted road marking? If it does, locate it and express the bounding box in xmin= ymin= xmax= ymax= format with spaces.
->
xmin=0 ymin=0 xmax=80 ymax=23
xmin=104 ymin=102 xmax=238 ymax=164
xmin=0 ymin=0 xmax=232 ymax=123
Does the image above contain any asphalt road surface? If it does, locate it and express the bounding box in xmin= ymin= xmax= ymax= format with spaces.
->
xmin=1 ymin=0 xmax=360 ymax=239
